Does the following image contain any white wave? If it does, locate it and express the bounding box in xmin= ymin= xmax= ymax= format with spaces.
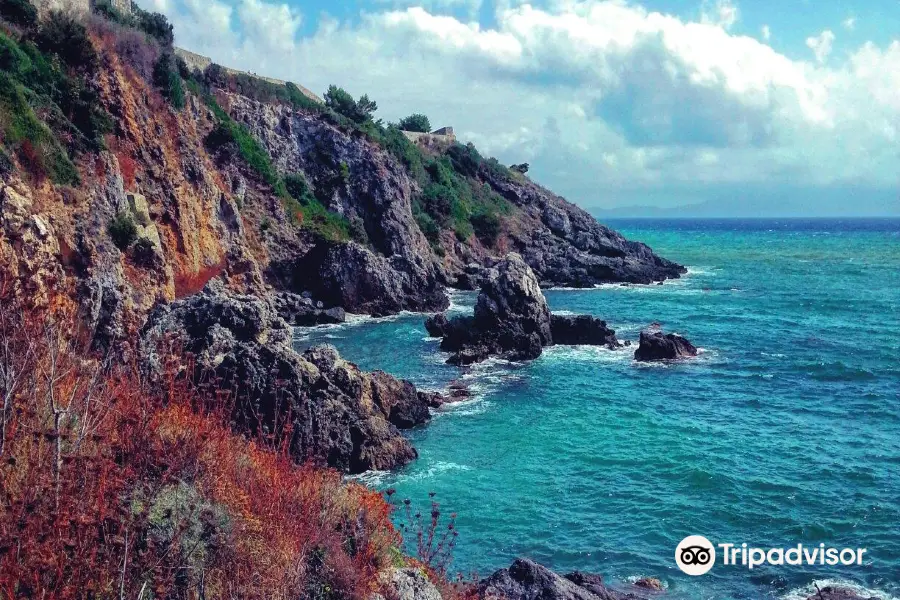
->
xmin=541 ymin=344 xmax=632 ymax=364
xmin=347 ymin=469 xmax=391 ymax=487
xmin=781 ymin=579 xmax=898 ymax=600
xmin=394 ymin=461 xmax=472 ymax=483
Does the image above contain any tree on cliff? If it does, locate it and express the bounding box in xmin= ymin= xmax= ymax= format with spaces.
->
xmin=398 ymin=113 xmax=431 ymax=133
xmin=324 ymin=84 xmax=378 ymax=123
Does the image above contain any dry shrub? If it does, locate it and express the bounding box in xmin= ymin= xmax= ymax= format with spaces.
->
xmin=89 ymin=15 xmax=160 ymax=82
xmin=0 ymin=279 xmax=400 ymax=599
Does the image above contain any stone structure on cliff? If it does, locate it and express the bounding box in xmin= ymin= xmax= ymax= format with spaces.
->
xmin=401 ymin=126 xmax=457 ymax=145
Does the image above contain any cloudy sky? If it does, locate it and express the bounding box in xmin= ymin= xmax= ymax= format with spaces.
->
xmin=145 ymin=0 xmax=899 ymax=216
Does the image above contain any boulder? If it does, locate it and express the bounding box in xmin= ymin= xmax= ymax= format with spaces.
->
xmin=140 ymin=284 xmax=432 ymax=473
xmin=271 ymin=291 xmax=346 ymax=326
xmin=633 ymin=331 xmax=698 ymax=361
xmin=391 ymin=568 xmax=443 ymax=600
xmin=479 ymin=559 xmax=642 ymax=600
xmin=632 ymin=578 xmax=664 ymax=591
xmin=805 ymin=587 xmax=881 ymax=600
xmin=551 ymin=315 xmax=620 ymax=348
xmin=424 ymin=313 xmax=450 ymax=337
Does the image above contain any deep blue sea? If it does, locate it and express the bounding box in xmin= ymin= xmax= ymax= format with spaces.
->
xmin=297 ymin=218 xmax=900 ymax=600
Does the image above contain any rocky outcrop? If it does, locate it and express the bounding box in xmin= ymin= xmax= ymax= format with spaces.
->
xmin=479 ymin=559 xmax=643 ymax=600
xmin=633 ymin=331 xmax=698 ymax=361
xmin=429 ymin=254 xmax=621 ymax=364
xmin=550 ymin=315 xmax=620 ymax=348
xmin=139 ymin=285 xmax=432 ymax=473
xmin=805 ymin=587 xmax=881 ymax=600
xmin=476 ymin=166 xmax=685 ymax=287
xmin=287 ymin=241 xmax=448 ymax=316
xmin=271 ymin=291 xmax=345 ymax=325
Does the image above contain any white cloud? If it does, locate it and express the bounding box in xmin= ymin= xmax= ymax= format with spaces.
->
xmin=157 ymin=0 xmax=900 ymax=208
xmin=806 ymin=30 xmax=835 ymax=64
xmin=761 ymin=24 xmax=770 ymax=41
xmin=843 ymin=16 xmax=856 ymax=31
xmin=700 ymin=0 xmax=739 ymax=30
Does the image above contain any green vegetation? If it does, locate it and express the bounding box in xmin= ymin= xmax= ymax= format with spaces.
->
xmin=94 ymin=0 xmax=174 ymax=47
xmin=398 ymin=113 xmax=431 ymax=133
xmin=324 ymin=85 xmax=377 ymax=124
xmin=153 ymin=51 xmax=185 ymax=109
xmin=194 ymin=81 xmax=351 ymax=242
xmin=108 ymin=211 xmax=139 ymax=249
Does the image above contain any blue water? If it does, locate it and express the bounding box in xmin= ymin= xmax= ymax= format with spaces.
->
xmin=297 ymin=218 xmax=900 ymax=600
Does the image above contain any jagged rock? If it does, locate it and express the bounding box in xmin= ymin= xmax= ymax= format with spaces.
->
xmin=140 ymin=285 xmax=432 ymax=473
xmin=418 ymin=390 xmax=446 ymax=409
xmin=271 ymin=291 xmax=346 ymax=325
xmin=480 ymin=559 xmax=642 ymax=600
xmin=391 ymin=568 xmax=443 ymax=600
xmin=805 ymin=587 xmax=881 ymax=600
xmin=551 ymin=315 xmax=620 ymax=348
xmin=432 ymin=254 xmax=624 ymax=364
xmin=424 ymin=313 xmax=450 ymax=337
xmin=633 ymin=331 xmax=698 ymax=361
xmin=290 ymin=241 xmax=448 ymax=316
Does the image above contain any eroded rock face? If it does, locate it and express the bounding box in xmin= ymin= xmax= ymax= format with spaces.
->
xmin=289 ymin=241 xmax=448 ymax=316
xmin=139 ymin=284 xmax=432 ymax=473
xmin=391 ymin=568 xmax=444 ymax=600
xmin=271 ymin=291 xmax=346 ymax=325
xmin=551 ymin=315 xmax=620 ymax=349
xmin=633 ymin=331 xmax=698 ymax=361
xmin=479 ymin=559 xmax=643 ymax=600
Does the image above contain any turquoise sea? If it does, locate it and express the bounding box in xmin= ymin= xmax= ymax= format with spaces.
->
xmin=297 ymin=218 xmax=900 ymax=600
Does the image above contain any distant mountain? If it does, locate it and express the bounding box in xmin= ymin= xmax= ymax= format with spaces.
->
xmin=592 ymin=186 xmax=900 ymax=218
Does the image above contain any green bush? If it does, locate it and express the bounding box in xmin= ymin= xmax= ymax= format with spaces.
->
xmin=32 ymin=11 xmax=98 ymax=74
xmin=324 ymin=85 xmax=377 ymax=124
xmin=398 ymin=113 xmax=431 ymax=133
xmin=284 ymin=172 xmax=315 ymax=203
xmin=108 ymin=212 xmax=138 ymax=249
xmin=0 ymin=0 xmax=37 ymax=28
xmin=153 ymin=52 xmax=185 ymax=109
xmin=471 ymin=212 xmax=501 ymax=245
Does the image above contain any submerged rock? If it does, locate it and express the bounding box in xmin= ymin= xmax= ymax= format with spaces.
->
xmin=479 ymin=559 xmax=643 ymax=600
xmin=632 ymin=578 xmax=664 ymax=592
xmin=140 ymin=284 xmax=433 ymax=473
xmin=633 ymin=330 xmax=698 ymax=361
xmin=550 ymin=315 xmax=620 ymax=348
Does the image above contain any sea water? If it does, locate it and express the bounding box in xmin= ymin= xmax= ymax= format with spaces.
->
xmin=296 ymin=218 xmax=900 ymax=600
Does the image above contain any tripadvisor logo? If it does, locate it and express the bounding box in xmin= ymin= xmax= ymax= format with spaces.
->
xmin=676 ymin=535 xmax=716 ymax=575
xmin=675 ymin=536 xmax=868 ymax=576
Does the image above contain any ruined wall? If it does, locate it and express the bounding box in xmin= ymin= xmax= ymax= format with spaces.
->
xmin=174 ymin=47 xmax=322 ymax=104
xmin=401 ymin=130 xmax=457 ymax=146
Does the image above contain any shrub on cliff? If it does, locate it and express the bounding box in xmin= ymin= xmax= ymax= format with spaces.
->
xmin=0 ymin=0 xmax=37 ymax=28
xmin=153 ymin=51 xmax=185 ymax=109
xmin=108 ymin=211 xmax=138 ymax=249
xmin=0 ymin=287 xmax=406 ymax=598
xmin=32 ymin=11 xmax=98 ymax=74
xmin=398 ymin=113 xmax=431 ymax=133
xmin=324 ymin=84 xmax=378 ymax=124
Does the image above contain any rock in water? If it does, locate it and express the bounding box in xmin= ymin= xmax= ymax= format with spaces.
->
xmin=633 ymin=330 xmax=698 ymax=361
xmin=429 ymin=254 xmax=622 ymax=364
xmin=474 ymin=253 xmax=552 ymax=349
xmin=479 ymin=559 xmax=643 ymax=600
xmin=140 ymin=284 xmax=432 ymax=473
xmin=805 ymin=587 xmax=881 ymax=600
xmin=551 ymin=315 xmax=620 ymax=348
xmin=271 ymin=291 xmax=346 ymax=325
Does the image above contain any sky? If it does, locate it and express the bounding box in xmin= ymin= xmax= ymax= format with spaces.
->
xmin=143 ymin=0 xmax=899 ymax=216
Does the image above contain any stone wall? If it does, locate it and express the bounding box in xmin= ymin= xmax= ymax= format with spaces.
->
xmin=173 ymin=47 xmax=322 ymax=104
xmin=401 ymin=129 xmax=457 ymax=146
xmin=32 ymin=0 xmax=91 ymax=15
